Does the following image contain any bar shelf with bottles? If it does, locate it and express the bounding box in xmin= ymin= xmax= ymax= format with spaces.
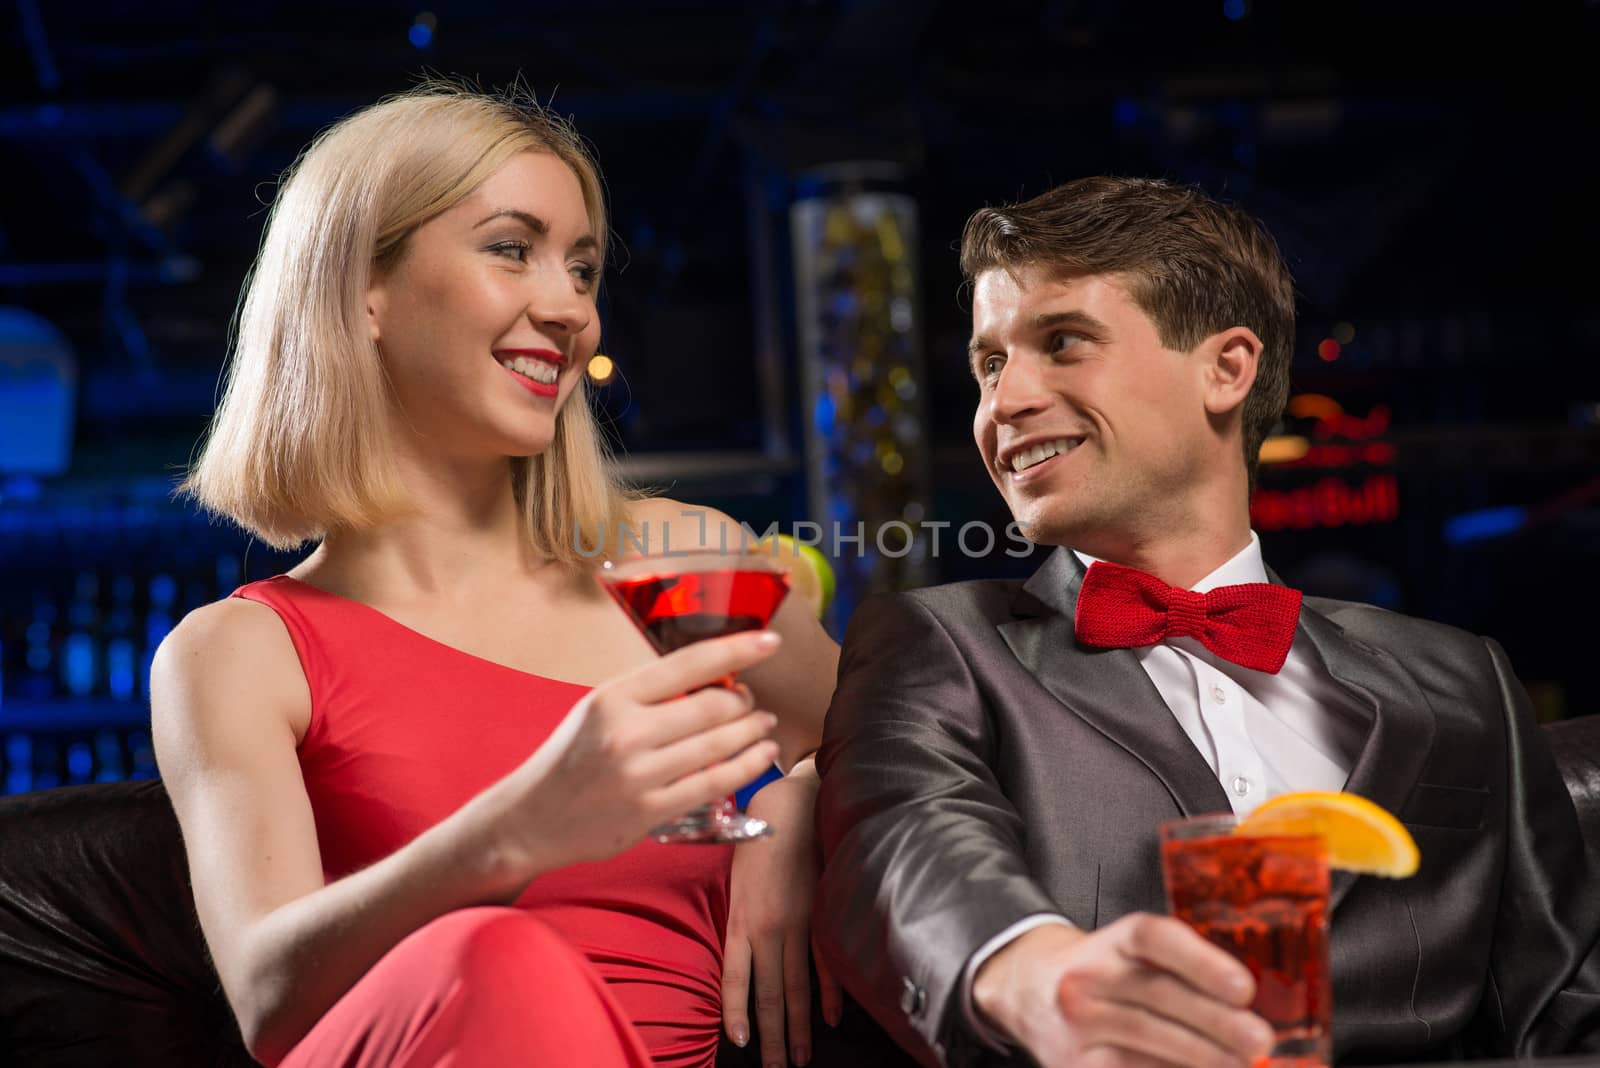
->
xmin=1 ymin=488 xmax=300 ymax=794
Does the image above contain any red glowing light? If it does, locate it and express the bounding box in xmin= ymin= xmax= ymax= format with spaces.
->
xmin=1278 ymin=441 xmax=1398 ymax=469
xmin=1317 ymin=339 xmax=1341 ymax=362
xmin=1362 ymin=442 xmax=1396 ymax=464
xmin=1308 ymin=403 xmax=1390 ymax=442
xmin=1250 ymin=475 xmax=1400 ymax=531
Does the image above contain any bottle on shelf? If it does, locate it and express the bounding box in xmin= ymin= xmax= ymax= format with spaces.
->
xmin=66 ymin=740 xmax=93 ymax=785
xmin=93 ymin=729 xmax=126 ymax=783
xmin=4 ymin=733 xmax=32 ymax=794
xmin=107 ymin=573 xmax=137 ymax=703
xmin=61 ymin=571 xmax=101 ymax=699
xmin=24 ymin=597 xmax=57 ymax=700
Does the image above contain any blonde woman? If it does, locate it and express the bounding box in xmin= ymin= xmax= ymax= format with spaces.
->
xmin=152 ymin=82 xmax=840 ymax=1068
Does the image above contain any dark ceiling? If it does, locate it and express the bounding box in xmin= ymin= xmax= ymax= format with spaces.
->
xmin=1 ymin=0 xmax=1595 ymax=456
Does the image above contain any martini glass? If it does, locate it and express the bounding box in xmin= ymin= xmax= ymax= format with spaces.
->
xmin=597 ymin=550 xmax=791 ymax=843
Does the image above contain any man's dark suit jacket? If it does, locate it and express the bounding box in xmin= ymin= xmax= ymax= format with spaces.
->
xmin=814 ymin=547 xmax=1600 ymax=1067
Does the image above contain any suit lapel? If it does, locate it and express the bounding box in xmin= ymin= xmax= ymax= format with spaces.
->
xmin=997 ymin=547 xmax=1231 ymax=818
xmin=1295 ymin=604 xmax=1437 ymax=912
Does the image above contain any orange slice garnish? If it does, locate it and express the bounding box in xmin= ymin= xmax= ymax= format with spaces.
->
xmin=1236 ymin=791 xmax=1419 ymax=878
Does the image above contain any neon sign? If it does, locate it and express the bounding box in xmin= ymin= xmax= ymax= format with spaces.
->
xmin=1253 ymin=395 xmax=1399 ymax=530
xmin=1251 ymin=474 xmax=1399 ymax=531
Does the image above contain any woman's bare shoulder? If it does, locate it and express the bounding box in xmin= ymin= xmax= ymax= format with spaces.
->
xmin=625 ymin=496 xmax=750 ymax=552
xmin=151 ymin=596 xmax=311 ymax=741
xmin=160 ymin=595 xmax=297 ymax=662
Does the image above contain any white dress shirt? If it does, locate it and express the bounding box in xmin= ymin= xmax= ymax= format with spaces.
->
xmin=961 ymin=532 xmax=1372 ymax=1047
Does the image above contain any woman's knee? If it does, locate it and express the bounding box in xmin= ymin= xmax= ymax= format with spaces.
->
xmin=406 ymin=907 xmax=584 ymax=986
xmin=282 ymin=908 xmax=646 ymax=1067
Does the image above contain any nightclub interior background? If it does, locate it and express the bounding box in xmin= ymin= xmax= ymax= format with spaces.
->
xmin=1 ymin=0 xmax=1596 ymax=794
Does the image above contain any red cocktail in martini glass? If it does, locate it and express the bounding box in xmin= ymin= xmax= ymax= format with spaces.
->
xmin=598 ymin=550 xmax=790 ymax=843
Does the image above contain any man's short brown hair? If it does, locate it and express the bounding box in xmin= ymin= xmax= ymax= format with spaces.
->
xmin=960 ymin=176 xmax=1295 ymax=491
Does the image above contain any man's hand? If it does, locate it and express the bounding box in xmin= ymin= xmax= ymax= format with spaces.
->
xmin=971 ymin=915 xmax=1275 ymax=1068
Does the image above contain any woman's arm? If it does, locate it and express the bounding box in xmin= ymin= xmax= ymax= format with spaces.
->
xmin=627 ymin=498 xmax=840 ymax=770
xmin=152 ymin=599 xmax=528 ymax=1063
xmin=722 ymin=754 xmax=845 ymax=1066
xmin=153 ymin=598 xmax=782 ymax=1064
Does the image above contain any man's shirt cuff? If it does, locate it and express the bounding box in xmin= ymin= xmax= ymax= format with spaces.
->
xmin=960 ymin=913 xmax=1077 ymax=1051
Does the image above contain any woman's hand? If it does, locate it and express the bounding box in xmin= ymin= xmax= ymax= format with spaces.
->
xmin=721 ymin=758 xmax=842 ymax=1066
xmin=491 ymin=631 xmax=784 ymax=875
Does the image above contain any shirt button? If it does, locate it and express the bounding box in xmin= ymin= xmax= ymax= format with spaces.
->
xmin=1232 ymin=776 xmax=1252 ymax=797
xmin=1212 ymin=685 xmax=1228 ymax=705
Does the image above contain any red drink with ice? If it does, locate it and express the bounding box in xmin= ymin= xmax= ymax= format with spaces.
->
xmin=1161 ymin=819 xmax=1331 ymax=1068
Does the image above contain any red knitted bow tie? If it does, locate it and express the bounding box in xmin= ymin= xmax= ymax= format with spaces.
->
xmin=1073 ymin=560 xmax=1303 ymax=674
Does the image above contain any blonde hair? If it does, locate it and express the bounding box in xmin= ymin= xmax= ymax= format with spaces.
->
xmin=183 ymin=79 xmax=635 ymax=565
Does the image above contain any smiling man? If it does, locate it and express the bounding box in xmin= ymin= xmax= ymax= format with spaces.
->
xmin=813 ymin=177 xmax=1600 ymax=1068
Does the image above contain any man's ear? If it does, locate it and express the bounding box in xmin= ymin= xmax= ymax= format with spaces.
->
xmin=1201 ymin=327 xmax=1262 ymax=417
